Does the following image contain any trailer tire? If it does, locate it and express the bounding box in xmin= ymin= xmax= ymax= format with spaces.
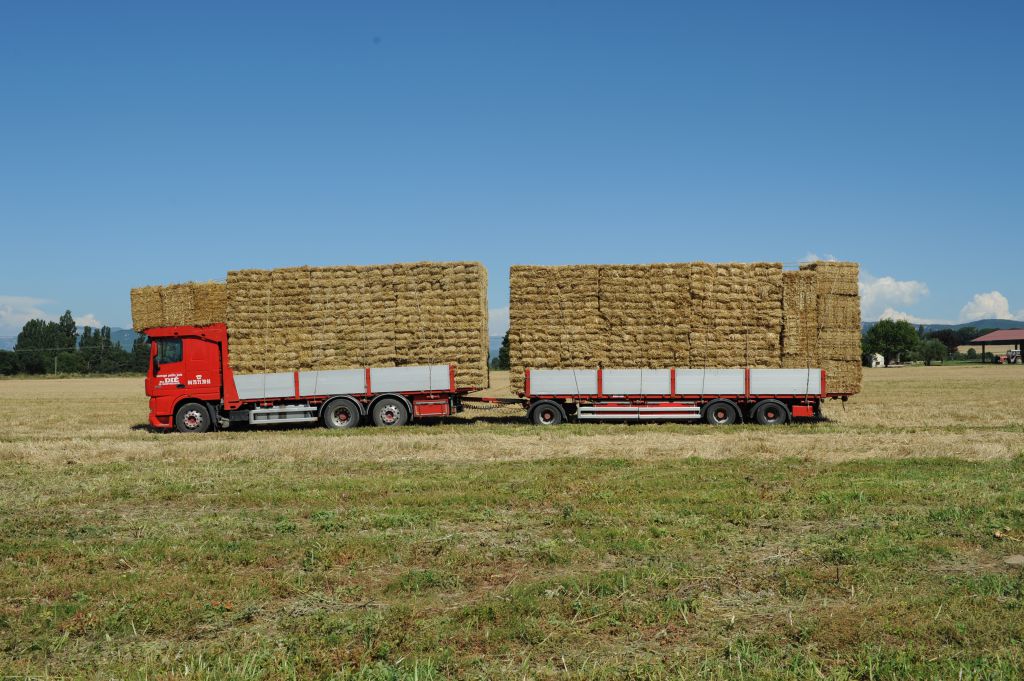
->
xmin=753 ymin=399 xmax=789 ymax=426
xmin=371 ymin=397 xmax=409 ymax=427
xmin=704 ymin=400 xmax=739 ymax=426
xmin=322 ymin=398 xmax=361 ymax=429
xmin=529 ymin=400 xmax=565 ymax=426
xmin=175 ymin=401 xmax=212 ymax=434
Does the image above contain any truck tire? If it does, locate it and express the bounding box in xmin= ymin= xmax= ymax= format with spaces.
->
xmin=704 ymin=400 xmax=739 ymax=426
xmin=322 ymin=398 xmax=361 ymax=429
xmin=529 ymin=401 xmax=565 ymax=426
xmin=175 ymin=401 xmax=211 ymax=434
xmin=372 ymin=397 xmax=409 ymax=427
xmin=753 ymin=399 xmax=789 ymax=425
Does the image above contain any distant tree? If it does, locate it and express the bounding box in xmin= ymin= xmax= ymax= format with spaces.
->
xmin=15 ymin=318 xmax=62 ymax=373
xmin=926 ymin=329 xmax=959 ymax=355
xmin=0 ymin=350 xmax=20 ymax=375
xmin=131 ymin=334 xmax=151 ymax=373
xmin=57 ymin=310 xmax=78 ymax=351
xmin=862 ymin=319 xmax=920 ymax=365
xmin=920 ymin=339 xmax=947 ymax=366
xmin=496 ymin=331 xmax=510 ymax=370
xmin=955 ymin=327 xmax=980 ymax=346
xmin=966 ymin=348 xmax=978 ymax=359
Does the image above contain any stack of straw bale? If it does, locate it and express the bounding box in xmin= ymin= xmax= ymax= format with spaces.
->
xmin=688 ymin=262 xmax=783 ymax=369
xmin=508 ymin=266 xmax=605 ymax=375
xmin=130 ymin=282 xmax=227 ymax=332
xmin=225 ymin=262 xmax=488 ymax=388
xmin=800 ymin=261 xmax=861 ymax=394
xmin=509 ymin=261 xmax=862 ymax=394
xmin=781 ymin=269 xmax=819 ymax=368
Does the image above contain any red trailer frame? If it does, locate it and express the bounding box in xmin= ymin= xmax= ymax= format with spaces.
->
xmin=518 ymin=367 xmax=848 ymax=425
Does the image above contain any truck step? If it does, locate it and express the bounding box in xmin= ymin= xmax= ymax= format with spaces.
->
xmin=249 ymin=405 xmax=318 ymax=425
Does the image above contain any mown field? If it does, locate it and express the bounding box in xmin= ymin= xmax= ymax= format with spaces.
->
xmin=1 ymin=366 xmax=1023 ymax=679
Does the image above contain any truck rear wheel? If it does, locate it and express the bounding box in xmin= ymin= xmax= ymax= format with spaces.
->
xmin=753 ymin=400 xmax=789 ymax=425
xmin=372 ymin=397 xmax=409 ymax=427
xmin=704 ymin=400 xmax=738 ymax=426
xmin=322 ymin=398 xmax=361 ymax=429
xmin=175 ymin=401 xmax=211 ymax=434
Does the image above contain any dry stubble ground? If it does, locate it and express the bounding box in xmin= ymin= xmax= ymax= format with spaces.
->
xmin=1 ymin=366 xmax=1023 ymax=678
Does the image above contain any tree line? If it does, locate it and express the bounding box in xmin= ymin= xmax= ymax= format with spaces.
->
xmin=862 ymin=320 xmax=997 ymax=366
xmin=0 ymin=311 xmax=150 ymax=376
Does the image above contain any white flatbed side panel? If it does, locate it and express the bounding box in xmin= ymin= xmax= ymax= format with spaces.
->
xmin=677 ymin=368 xmax=745 ymax=395
xmin=233 ymin=374 xmax=266 ymax=400
xmin=234 ymin=372 xmax=296 ymax=400
xmin=264 ymin=372 xmax=296 ymax=398
xmin=601 ymin=369 xmax=673 ymax=394
xmin=749 ymin=368 xmax=822 ymax=395
xmin=641 ymin=369 xmax=672 ymax=394
xmin=529 ymin=369 xmax=599 ymax=395
xmin=299 ymin=369 xmax=366 ymax=396
xmin=602 ymin=369 xmax=642 ymax=394
xmin=429 ymin=364 xmax=453 ymax=391
xmin=366 ymin=364 xmax=450 ymax=391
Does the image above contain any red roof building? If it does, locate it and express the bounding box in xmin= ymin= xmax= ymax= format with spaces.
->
xmin=966 ymin=329 xmax=1024 ymax=363
xmin=967 ymin=329 xmax=1024 ymax=344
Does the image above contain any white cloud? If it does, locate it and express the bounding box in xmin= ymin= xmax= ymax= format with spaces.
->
xmin=859 ymin=272 xmax=929 ymax=320
xmin=958 ymin=291 xmax=1024 ymax=323
xmin=878 ymin=308 xmax=951 ymax=325
xmin=75 ymin=313 xmax=103 ymax=328
xmin=0 ymin=296 xmax=54 ymax=336
xmin=488 ymin=306 xmax=509 ymax=336
xmin=803 ymin=252 xmax=837 ymax=263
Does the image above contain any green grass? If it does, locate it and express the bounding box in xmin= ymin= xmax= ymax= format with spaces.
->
xmin=3 ymin=454 xmax=1024 ymax=679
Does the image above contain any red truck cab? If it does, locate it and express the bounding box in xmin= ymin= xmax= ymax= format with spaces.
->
xmin=145 ymin=324 xmax=229 ymax=429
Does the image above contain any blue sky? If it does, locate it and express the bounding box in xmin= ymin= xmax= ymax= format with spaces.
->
xmin=1 ymin=1 xmax=1022 ymax=336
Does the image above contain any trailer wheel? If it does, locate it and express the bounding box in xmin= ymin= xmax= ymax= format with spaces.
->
xmin=322 ymin=398 xmax=361 ymax=429
xmin=372 ymin=397 xmax=409 ymax=427
xmin=529 ymin=401 xmax=565 ymax=426
xmin=704 ymin=400 xmax=739 ymax=426
xmin=753 ymin=400 xmax=789 ymax=426
xmin=175 ymin=401 xmax=211 ymax=434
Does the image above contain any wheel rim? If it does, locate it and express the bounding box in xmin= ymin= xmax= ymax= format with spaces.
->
xmin=380 ymin=405 xmax=400 ymax=425
xmin=332 ymin=406 xmax=351 ymax=426
xmin=183 ymin=409 xmax=203 ymax=430
xmin=766 ymin=409 xmax=777 ymax=421
xmin=714 ymin=408 xmax=727 ymax=423
xmin=540 ymin=409 xmax=555 ymax=423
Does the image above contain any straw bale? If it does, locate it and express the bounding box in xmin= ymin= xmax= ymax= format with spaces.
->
xmin=130 ymin=281 xmax=227 ymax=332
xmin=130 ymin=286 xmax=164 ymax=331
xmin=802 ymin=261 xmax=859 ymax=296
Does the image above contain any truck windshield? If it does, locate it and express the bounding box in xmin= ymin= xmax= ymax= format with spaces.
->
xmin=155 ymin=338 xmax=182 ymax=364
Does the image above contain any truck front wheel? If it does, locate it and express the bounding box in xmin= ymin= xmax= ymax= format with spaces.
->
xmin=372 ymin=398 xmax=409 ymax=427
xmin=175 ymin=402 xmax=211 ymax=434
